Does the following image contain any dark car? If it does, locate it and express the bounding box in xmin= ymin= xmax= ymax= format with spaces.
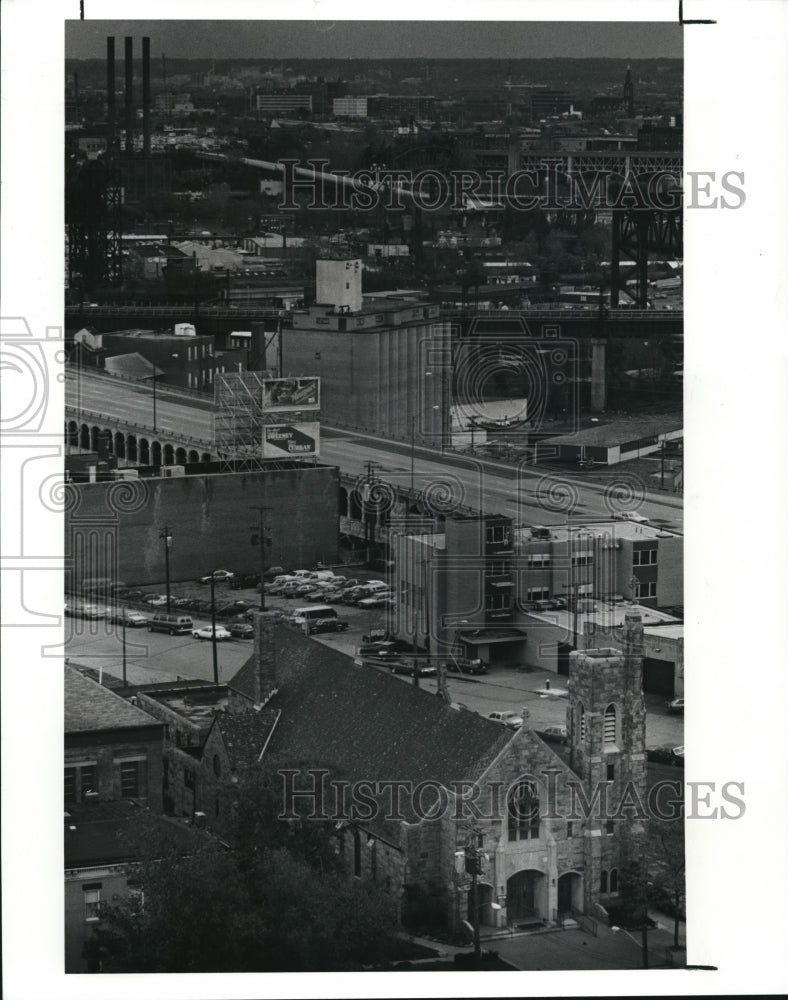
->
xmin=390 ymin=660 xmax=437 ymax=677
xmin=230 ymin=573 xmax=261 ymax=591
xmin=538 ymin=725 xmax=568 ymax=744
xmin=308 ymin=617 xmax=350 ymax=635
xmin=666 ymin=698 xmax=684 ymax=714
xmin=228 ymin=622 xmax=254 ymax=639
xmin=647 ymin=745 xmax=684 ymax=767
xmin=444 ymin=657 xmax=487 ymax=675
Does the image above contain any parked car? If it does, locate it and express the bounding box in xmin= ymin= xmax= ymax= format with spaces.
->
xmin=666 ymin=697 xmax=684 ymax=714
xmin=266 ymin=576 xmax=297 ymax=595
xmin=308 ymin=617 xmax=350 ymax=635
xmin=611 ymin=510 xmax=650 ymax=523
xmin=357 ymin=593 xmax=394 ymax=609
xmin=117 ymin=589 xmax=144 ymax=603
xmin=110 ymin=609 xmax=148 ymax=628
xmin=488 ymin=710 xmax=523 ymax=730
xmin=294 ymin=582 xmax=321 ymax=597
xmin=305 ymin=585 xmax=337 ymax=602
xmin=444 ymin=657 xmax=487 ymax=675
xmin=141 ymin=594 xmax=168 ymax=606
xmin=193 ymin=625 xmax=231 ymax=641
xmin=538 ymin=725 xmax=568 ymax=744
xmin=78 ymin=603 xmax=108 ymax=620
xmin=359 ymin=640 xmax=400 ymax=657
xmin=262 ymin=566 xmax=286 ymax=582
xmin=647 ymin=745 xmax=684 ymax=767
xmin=230 ymin=573 xmax=261 ymax=590
xmin=390 ymin=659 xmax=437 ymax=677
xmin=200 ymin=569 xmax=234 ymax=584
xmin=228 ymin=622 xmax=254 ymax=639
xmin=320 ymin=589 xmax=348 ymax=603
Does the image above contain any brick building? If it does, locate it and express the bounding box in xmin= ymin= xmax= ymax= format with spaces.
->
xmin=391 ymin=512 xmax=683 ymax=676
xmin=65 ymin=464 xmax=340 ymax=590
xmin=64 ymin=665 xmax=167 ymax=971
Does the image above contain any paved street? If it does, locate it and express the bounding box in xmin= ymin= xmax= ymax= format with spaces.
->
xmin=65 ymin=585 xmax=683 ymax=749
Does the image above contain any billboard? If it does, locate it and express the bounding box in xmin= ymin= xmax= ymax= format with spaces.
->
xmin=261 ymin=377 xmax=320 ymax=412
xmin=263 ymin=422 xmax=320 ymax=458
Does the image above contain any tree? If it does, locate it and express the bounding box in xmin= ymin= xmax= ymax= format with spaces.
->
xmin=85 ymin=762 xmax=401 ymax=973
xmin=647 ymin=816 xmax=685 ymax=949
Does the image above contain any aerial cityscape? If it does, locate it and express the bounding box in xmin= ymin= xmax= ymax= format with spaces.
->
xmin=62 ymin=19 xmax=686 ymax=975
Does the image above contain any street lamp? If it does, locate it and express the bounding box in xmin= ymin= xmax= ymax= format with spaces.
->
xmin=208 ymin=571 xmax=219 ymax=684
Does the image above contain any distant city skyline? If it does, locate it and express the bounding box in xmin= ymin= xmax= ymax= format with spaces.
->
xmin=65 ymin=20 xmax=682 ymax=61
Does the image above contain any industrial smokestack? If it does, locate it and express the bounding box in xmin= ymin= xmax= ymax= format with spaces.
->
xmin=106 ymin=37 xmax=115 ymax=150
xmin=124 ymin=36 xmax=134 ymax=153
xmin=142 ymin=36 xmax=151 ymax=155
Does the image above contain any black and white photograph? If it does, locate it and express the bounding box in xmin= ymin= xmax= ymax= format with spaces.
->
xmin=1 ymin=1 xmax=787 ymax=997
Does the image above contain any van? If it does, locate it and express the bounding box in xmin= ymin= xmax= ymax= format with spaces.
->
xmin=149 ymin=612 xmax=193 ymax=635
xmin=310 ymin=571 xmax=338 ymax=583
xmin=289 ymin=605 xmax=338 ymax=626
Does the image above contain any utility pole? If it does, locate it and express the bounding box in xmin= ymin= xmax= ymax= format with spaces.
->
xmin=210 ymin=572 xmax=219 ymax=685
xmin=160 ymin=525 xmax=172 ymax=612
xmin=464 ymin=835 xmax=484 ymax=964
xmin=363 ymin=461 xmax=382 ymax=567
xmin=249 ymin=505 xmax=271 ymax=611
xmin=121 ymin=607 xmax=127 ymax=686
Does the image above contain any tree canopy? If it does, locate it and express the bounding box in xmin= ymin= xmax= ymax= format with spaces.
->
xmin=84 ymin=759 xmax=400 ymax=973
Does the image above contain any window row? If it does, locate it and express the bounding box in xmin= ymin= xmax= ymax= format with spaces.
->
xmin=64 ymin=758 xmax=147 ymax=803
xmin=633 ymin=548 xmax=658 ymax=566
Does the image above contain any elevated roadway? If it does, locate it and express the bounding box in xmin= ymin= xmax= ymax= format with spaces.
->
xmin=65 ymin=370 xmax=682 ymax=533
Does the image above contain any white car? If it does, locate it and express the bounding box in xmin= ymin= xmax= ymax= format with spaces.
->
xmin=193 ymin=625 xmax=231 ymax=641
xmin=611 ymin=511 xmax=650 ymax=523
xmin=200 ymin=570 xmax=235 ymax=584
xmin=488 ymin=710 xmax=524 ymax=730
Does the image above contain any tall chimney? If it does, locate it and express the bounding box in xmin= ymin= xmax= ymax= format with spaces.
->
xmin=106 ymin=37 xmax=116 ymax=150
xmin=142 ymin=36 xmax=151 ymax=156
xmin=124 ymin=36 xmax=134 ymax=153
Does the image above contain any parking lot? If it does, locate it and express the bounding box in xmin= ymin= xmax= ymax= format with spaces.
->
xmin=65 ymin=571 xmax=682 ymax=750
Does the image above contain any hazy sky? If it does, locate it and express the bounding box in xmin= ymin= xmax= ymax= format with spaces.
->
xmin=65 ymin=21 xmax=682 ymax=61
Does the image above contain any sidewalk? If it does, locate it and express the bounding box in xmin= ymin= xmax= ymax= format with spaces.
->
xmin=491 ymin=919 xmax=686 ymax=971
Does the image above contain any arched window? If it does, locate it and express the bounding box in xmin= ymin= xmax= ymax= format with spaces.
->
xmin=353 ymin=829 xmax=362 ymax=877
xmin=604 ymin=704 xmax=617 ymax=744
xmin=600 ymin=869 xmax=608 ymax=893
xmin=610 ymin=868 xmax=618 ymax=893
xmin=507 ymin=781 xmax=540 ymax=841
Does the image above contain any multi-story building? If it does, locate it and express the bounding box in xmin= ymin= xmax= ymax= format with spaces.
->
xmin=255 ymin=92 xmax=312 ymax=115
xmin=64 ymin=665 xmax=166 ymax=971
xmin=73 ymin=325 xmax=218 ymax=391
xmin=282 ymin=259 xmax=447 ymax=443
xmin=333 ymin=96 xmax=368 ymax=118
xmin=391 ymin=513 xmax=683 ymax=676
xmin=366 ymin=94 xmax=436 ymax=119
